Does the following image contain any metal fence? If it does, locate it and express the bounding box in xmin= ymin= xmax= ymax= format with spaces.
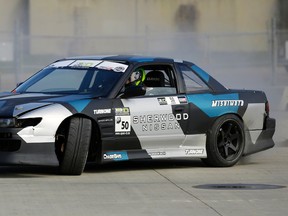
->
xmin=0 ymin=30 xmax=274 ymax=91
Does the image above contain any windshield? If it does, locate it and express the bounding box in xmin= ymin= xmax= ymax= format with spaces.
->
xmin=15 ymin=60 xmax=128 ymax=97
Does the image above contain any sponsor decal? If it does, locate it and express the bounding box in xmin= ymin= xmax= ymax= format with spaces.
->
xmin=96 ymin=61 xmax=128 ymax=72
xmin=166 ymin=96 xmax=180 ymax=105
xmin=48 ymin=60 xmax=75 ymax=68
xmin=115 ymin=107 xmax=131 ymax=135
xmin=50 ymin=60 xmax=128 ymax=72
xmin=115 ymin=107 xmax=130 ymax=116
xmin=211 ymin=100 xmax=244 ymax=107
xmin=97 ymin=118 xmax=113 ymax=123
xmin=115 ymin=116 xmax=131 ymax=135
xmin=103 ymin=151 xmax=129 ymax=161
xmin=70 ymin=60 xmax=102 ymax=68
xmin=93 ymin=108 xmax=111 ymax=114
xmin=178 ymin=96 xmax=188 ymax=104
xmin=114 ymin=66 xmax=126 ymax=72
xmin=185 ymin=149 xmax=204 ymax=155
xmin=149 ymin=151 xmax=166 ymax=156
xmin=187 ymin=93 xmax=242 ymax=117
xmin=158 ymin=97 xmax=167 ymax=105
xmin=133 ymin=113 xmax=188 ymax=132
xmin=158 ymin=96 xmax=186 ymax=105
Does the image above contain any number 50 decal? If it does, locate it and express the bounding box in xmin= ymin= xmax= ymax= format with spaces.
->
xmin=121 ymin=121 xmax=129 ymax=129
xmin=115 ymin=116 xmax=131 ymax=134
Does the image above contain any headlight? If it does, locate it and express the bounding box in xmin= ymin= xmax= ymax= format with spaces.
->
xmin=0 ymin=118 xmax=16 ymax=128
xmin=0 ymin=118 xmax=42 ymax=128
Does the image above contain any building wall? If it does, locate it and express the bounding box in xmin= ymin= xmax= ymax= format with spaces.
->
xmin=0 ymin=0 xmax=21 ymax=32
xmin=28 ymin=0 xmax=276 ymax=35
xmin=0 ymin=0 xmax=277 ymax=55
xmin=196 ymin=0 xmax=276 ymax=33
xmin=0 ymin=0 xmax=278 ymax=90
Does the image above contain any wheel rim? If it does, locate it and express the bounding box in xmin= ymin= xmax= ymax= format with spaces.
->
xmin=216 ymin=120 xmax=243 ymax=161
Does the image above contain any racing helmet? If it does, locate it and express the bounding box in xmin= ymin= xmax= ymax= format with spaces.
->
xmin=128 ymin=68 xmax=146 ymax=86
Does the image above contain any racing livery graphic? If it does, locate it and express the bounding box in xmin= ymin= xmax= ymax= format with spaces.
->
xmin=0 ymin=55 xmax=275 ymax=175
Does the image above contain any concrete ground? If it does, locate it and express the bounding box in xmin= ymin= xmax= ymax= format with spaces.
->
xmin=0 ymin=147 xmax=287 ymax=216
xmin=0 ymin=65 xmax=287 ymax=216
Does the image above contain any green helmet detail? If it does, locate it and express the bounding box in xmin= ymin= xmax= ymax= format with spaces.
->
xmin=130 ymin=68 xmax=146 ymax=86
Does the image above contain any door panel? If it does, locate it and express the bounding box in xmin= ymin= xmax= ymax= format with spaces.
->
xmin=121 ymin=96 xmax=189 ymax=149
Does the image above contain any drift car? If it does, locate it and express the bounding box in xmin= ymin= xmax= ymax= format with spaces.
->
xmin=0 ymin=55 xmax=275 ymax=175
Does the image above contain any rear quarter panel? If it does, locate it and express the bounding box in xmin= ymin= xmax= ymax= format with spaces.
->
xmin=186 ymin=89 xmax=267 ymax=134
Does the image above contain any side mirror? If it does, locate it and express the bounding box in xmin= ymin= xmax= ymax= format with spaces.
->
xmin=123 ymin=85 xmax=146 ymax=98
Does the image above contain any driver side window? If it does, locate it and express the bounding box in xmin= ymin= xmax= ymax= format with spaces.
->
xmin=142 ymin=65 xmax=177 ymax=96
xmin=121 ymin=65 xmax=177 ymax=98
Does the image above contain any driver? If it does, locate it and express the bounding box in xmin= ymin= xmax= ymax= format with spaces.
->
xmin=126 ymin=68 xmax=146 ymax=87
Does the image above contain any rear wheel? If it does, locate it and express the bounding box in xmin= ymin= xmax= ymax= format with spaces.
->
xmin=202 ymin=115 xmax=245 ymax=167
xmin=59 ymin=117 xmax=92 ymax=175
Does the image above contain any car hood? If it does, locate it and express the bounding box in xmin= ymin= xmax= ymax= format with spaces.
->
xmin=0 ymin=92 xmax=94 ymax=117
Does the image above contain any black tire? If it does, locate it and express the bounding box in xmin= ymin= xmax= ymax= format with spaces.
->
xmin=59 ymin=117 xmax=92 ymax=175
xmin=202 ymin=114 xmax=245 ymax=167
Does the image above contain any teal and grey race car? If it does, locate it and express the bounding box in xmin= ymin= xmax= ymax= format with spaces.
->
xmin=0 ymin=55 xmax=275 ymax=175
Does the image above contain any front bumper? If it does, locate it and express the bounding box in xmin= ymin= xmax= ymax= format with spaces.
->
xmin=0 ymin=127 xmax=58 ymax=166
xmin=243 ymin=117 xmax=276 ymax=156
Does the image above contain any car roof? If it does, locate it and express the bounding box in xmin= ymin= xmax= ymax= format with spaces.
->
xmin=62 ymin=55 xmax=183 ymax=64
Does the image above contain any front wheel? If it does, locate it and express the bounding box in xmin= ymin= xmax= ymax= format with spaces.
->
xmin=59 ymin=117 xmax=92 ymax=175
xmin=202 ymin=115 xmax=245 ymax=167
